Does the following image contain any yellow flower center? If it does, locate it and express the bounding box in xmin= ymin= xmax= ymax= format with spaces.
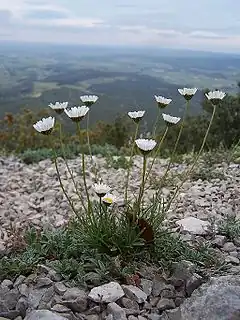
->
xmin=103 ymin=197 xmax=113 ymax=204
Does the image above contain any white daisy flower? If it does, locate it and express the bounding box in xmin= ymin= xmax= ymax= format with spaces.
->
xmin=128 ymin=111 xmax=145 ymax=123
xmin=205 ymin=90 xmax=226 ymax=105
xmin=33 ymin=117 xmax=55 ymax=135
xmin=48 ymin=102 xmax=68 ymax=114
xmin=102 ymin=193 xmax=116 ymax=206
xmin=93 ymin=182 xmax=111 ymax=197
xmin=80 ymin=95 xmax=98 ymax=106
xmin=154 ymin=96 xmax=172 ymax=108
xmin=135 ymin=138 xmax=157 ymax=154
xmin=178 ymin=88 xmax=197 ymax=100
xmin=64 ymin=106 xmax=89 ymax=122
xmin=162 ymin=113 xmax=181 ymax=126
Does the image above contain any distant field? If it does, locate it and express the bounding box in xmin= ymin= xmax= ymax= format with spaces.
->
xmin=0 ymin=43 xmax=239 ymax=124
xmin=32 ymin=81 xmax=60 ymax=97
xmin=31 ymin=76 xmax=129 ymax=97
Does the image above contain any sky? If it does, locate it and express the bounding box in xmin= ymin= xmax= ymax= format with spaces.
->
xmin=0 ymin=0 xmax=240 ymax=52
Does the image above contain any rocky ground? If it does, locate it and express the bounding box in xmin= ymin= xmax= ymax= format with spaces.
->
xmin=0 ymin=155 xmax=240 ymax=319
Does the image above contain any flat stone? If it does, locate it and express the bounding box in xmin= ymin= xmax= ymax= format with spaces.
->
xmin=152 ymin=275 xmax=170 ymax=297
xmin=157 ymin=298 xmax=175 ymax=311
xmin=162 ymin=308 xmax=182 ymax=320
xmin=121 ymin=297 xmax=139 ymax=310
xmin=14 ymin=276 xmax=26 ymax=288
xmin=18 ymin=284 xmax=29 ymax=297
xmin=88 ymin=282 xmax=124 ymax=303
xmin=3 ymin=288 xmax=20 ymax=310
xmin=180 ymin=275 xmax=240 ymax=320
xmin=16 ymin=297 xmax=28 ymax=318
xmin=1 ymin=280 xmax=13 ymax=289
xmin=140 ymin=279 xmax=153 ymax=296
xmin=107 ymin=302 xmax=127 ymax=320
xmin=54 ymin=282 xmax=67 ymax=295
xmin=146 ymin=314 xmax=161 ymax=320
xmin=24 ymin=310 xmax=68 ymax=320
xmin=63 ymin=287 xmax=86 ymax=301
xmin=185 ymin=273 xmax=203 ymax=296
xmin=211 ymin=235 xmax=226 ymax=248
xmin=176 ymin=217 xmax=210 ymax=235
xmin=121 ymin=285 xmax=147 ymax=303
xmin=233 ymin=237 xmax=240 ymax=247
xmin=51 ymin=304 xmax=72 ymax=313
xmin=225 ymin=256 xmax=240 ymax=265
xmin=223 ymin=242 xmax=237 ymax=252
xmin=35 ymin=276 xmax=53 ymax=288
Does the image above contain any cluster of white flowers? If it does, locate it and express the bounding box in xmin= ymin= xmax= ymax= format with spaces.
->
xmin=128 ymin=111 xmax=145 ymax=122
xmin=33 ymin=116 xmax=55 ymax=134
xmin=64 ymin=106 xmax=89 ymax=122
xmin=205 ymin=90 xmax=226 ymax=105
xmin=80 ymin=95 xmax=98 ymax=106
xmin=178 ymin=88 xmax=198 ymax=100
xmin=135 ymin=139 xmax=157 ymax=153
xmin=33 ymin=95 xmax=98 ymax=134
xmin=154 ymin=96 xmax=172 ymax=108
xmin=33 ymin=88 xmax=226 ymax=208
xmin=49 ymin=102 xmax=68 ymax=114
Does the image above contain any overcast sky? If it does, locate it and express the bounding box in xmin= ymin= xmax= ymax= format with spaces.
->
xmin=0 ymin=0 xmax=240 ymax=52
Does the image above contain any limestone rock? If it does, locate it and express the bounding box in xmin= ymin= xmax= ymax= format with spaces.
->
xmin=176 ymin=217 xmax=210 ymax=235
xmin=180 ymin=275 xmax=240 ymax=320
xmin=88 ymin=282 xmax=124 ymax=303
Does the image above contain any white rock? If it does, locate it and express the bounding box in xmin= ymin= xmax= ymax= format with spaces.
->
xmin=107 ymin=302 xmax=127 ymax=320
xmin=176 ymin=217 xmax=211 ymax=235
xmin=121 ymin=285 xmax=147 ymax=303
xmin=25 ymin=310 xmax=68 ymax=320
xmin=88 ymin=281 xmax=125 ymax=303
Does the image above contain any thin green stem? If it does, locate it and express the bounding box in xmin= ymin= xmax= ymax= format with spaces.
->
xmin=165 ymin=105 xmax=217 ymax=212
xmin=86 ymin=112 xmax=99 ymax=182
xmin=135 ymin=155 xmax=147 ymax=220
xmin=124 ymin=122 xmax=140 ymax=202
xmin=156 ymin=100 xmax=190 ymax=196
xmin=51 ymin=138 xmax=79 ymax=217
xmin=58 ymin=120 xmax=87 ymax=212
xmin=152 ymin=108 xmax=161 ymax=138
xmin=99 ymin=197 xmax=102 ymax=217
xmin=145 ymin=126 xmax=169 ymax=184
xmin=76 ymin=122 xmax=92 ymax=212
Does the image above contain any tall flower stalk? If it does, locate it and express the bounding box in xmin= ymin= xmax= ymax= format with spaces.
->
xmin=164 ymin=91 xmax=226 ymax=211
xmin=125 ymin=111 xmax=145 ymax=203
xmin=136 ymin=154 xmax=147 ymax=218
xmin=80 ymin=95 xmax=99 ymax=181
xmin=145 ymin=126 xmax=169 ymax=184
xmin=51 ymin=141 xmax=79 ymax=217
xmin=158 ymin=101 xmax=189 ymax=189
xmin=156 ymin=88 xmax=197 ymax=193
xmin=58 ymin=118 xmax=87 ymax=212
xmin=134 ymin=139 xmax=157 ymax=220
xmin=124 ymin=122 xmax=140 ymax=202
xmin=76 ymin=122 xmax=92 ymax=212
xmin=64 ymin=105 xmax=92 ymax=212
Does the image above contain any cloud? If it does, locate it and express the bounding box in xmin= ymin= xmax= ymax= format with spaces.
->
xmin=24 ymin=9 xmax=68 ymax=20
xmin=0 ymin=0 xmax=239 ymax=52
xmin=189 ymin=31 xmax=228 ymax=39
xmin=0 ymin=9 xmax=12 ymax=25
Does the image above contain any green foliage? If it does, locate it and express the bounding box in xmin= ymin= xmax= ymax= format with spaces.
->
xmin=160 ymin=93 xmax=240 ymax=155
xmin=0 ymin=219 xmax=218 ymax=284
xmin=217 ymin=216 xmax=240 ymax=240
xmin=20 ymin=144 xmax=124 ymax=164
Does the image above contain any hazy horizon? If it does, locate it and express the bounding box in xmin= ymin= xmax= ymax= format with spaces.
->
xmin=0 ymin=0 xmax=240 ymax=53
